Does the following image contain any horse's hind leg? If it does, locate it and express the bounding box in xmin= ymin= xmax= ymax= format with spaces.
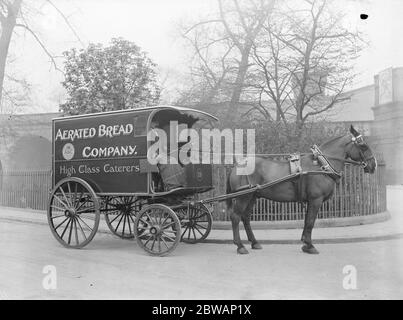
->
xmin=229 ymin=202 xmax=249 ymax=254
xmin=241 ymin=198 xmax=262 ymax=250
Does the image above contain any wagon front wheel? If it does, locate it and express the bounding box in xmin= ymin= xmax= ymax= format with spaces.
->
xmin=47 ymin=178 xmax=100 ymax=249
xmin=175 ymin=203 xmax=212 ymax=244
xmin=134 ymin=204 xmax=181 ymax=256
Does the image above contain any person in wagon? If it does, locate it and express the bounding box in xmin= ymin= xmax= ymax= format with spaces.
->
xmin=150 ymin=119 xmax=186 ymax=192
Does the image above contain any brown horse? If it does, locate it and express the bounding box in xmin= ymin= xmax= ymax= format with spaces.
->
xmin=226 ymin=125 xmax=377 ymax=254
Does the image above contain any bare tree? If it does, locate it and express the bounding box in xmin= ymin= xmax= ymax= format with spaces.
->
xmin=0 ymin=0 xmax=22 ymax=111
xmin=250 ymin=0 xmax=364 ymax=134
xmin=180 ymin=0 xmax=275 ymax=115
xmin=0 ymin=0 xmax=83 ymax=112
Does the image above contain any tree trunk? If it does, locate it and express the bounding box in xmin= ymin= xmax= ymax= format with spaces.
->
xmin=227 ymin=46 xmax=250 ymax=119
xmin=0 ymin=0 xmax=23 ymax=112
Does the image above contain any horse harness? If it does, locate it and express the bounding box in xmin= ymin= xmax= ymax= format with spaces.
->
xmin=293 ymin=134 xmax=374 ymax=201
xmin=243 ymin=133 xmax=372 ymax=202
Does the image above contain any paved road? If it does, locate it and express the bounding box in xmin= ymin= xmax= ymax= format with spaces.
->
xmin=0 ymin=219 xmax=402 ymax=299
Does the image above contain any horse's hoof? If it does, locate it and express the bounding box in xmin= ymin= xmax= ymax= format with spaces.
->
xmin=301 ymin=244 xmax=319 ymax=254
xmin=251 ymin=242 xmax=262 ymax=250
xmin=237 ymin=247 xmax=249 ymax=254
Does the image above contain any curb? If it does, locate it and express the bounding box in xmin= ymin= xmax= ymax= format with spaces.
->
xmin=203 ymin=233 xmax=403 ymax=245
xmin=212 ymin=211 xmax=391 ymax=230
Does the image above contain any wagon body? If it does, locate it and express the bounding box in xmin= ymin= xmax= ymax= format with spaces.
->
xmin=48 ymin=106 xmax=218 ymax=255
xmin=52 ymin=106 xmax=217 ymax=196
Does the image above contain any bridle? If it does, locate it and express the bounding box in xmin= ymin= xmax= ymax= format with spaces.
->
xmin=344 ymin=134 xmax=376 ymax=169
xmin=312 ymin=134 xmax=375 ymax=177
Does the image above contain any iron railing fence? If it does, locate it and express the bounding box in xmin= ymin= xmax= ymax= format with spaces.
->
xmin=0 ymin=157 xmax=386 ymax=221
xmin=0 ymin=170 xmax=51 ymax=211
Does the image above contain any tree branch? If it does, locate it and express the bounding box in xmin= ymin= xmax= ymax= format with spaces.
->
xmin=46 ymin=0 xmax=85 ymax=47
xmin=15 ymin=23 xmax=63 ymax=73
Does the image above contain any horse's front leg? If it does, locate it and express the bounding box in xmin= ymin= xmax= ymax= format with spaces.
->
xmin=301 ymin=197 xmax=323 ymax=254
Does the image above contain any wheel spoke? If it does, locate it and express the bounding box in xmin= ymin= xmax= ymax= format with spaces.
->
xmin=77 ymin=215 xmax=93 ymax=232
xmin=74 ymin=191 xmax=84 ymax=209
xmin=160 ymin=214 xmax=169 ymax=227
xmin=122 ymin=213 xmax=127 ymax=236
xmin=59 ymin=186 xmax=71 ymax=208
xmin=54 ymin=217 xmax=69 ymax=230
xmin=162 ymin=221 xmax=175 ymax=230
xmin=68 ymin=217 xmax=74 ymax=244
xmin=138 ymin=217 xmax=150 ymax=226
xmin=73 ymin=218 xmax=79 ymax=245
xmin=73 ymin=182 xmax=78 ymax=206
xmin=161 ymin=236 xmax=170 ymax=249
xmin=195 ymin=223 xmax=208 ymax=229
xmin=114 ymin=213 xmax=125 ymax=232
xmin=53 ymin=194 xmax=69 ymax=210
xmin=187 ymin=225 xmax=191 ymax=239
xmin=60 ymin=218 xmax=72 ymax=239
xmin=77 ymin=206 xmax=95 ymax=214
xmin=143 ymin=234 xmax=153 ymax=246
xmin=145 ymin=212 xmax=156 ymax=225
xmin=76 ymin=196 xmax=91 ymax=212
xmin=128 ymin=213 xmax=136 ymax=224
xmin=163 ymin=229 xmax=177 ymax=234
xmin=150 ymin=238 xmax=156 ymax=251
xmin=127 ymin=215 xmax=133 ymax=235
xmin=76 ymin=217 xmax=87 ymax=240
xmin=51 ymin=205 xmax=66 ymax=212
xmin=67 ymin=182 xmax=73 ymax=207
xmin=51 ymin=214 xmax=66 ymax=219
xmin=193 ymin=225 xmax=204 ymax=236
xmin=110 ymin=212 xmax=123 ymax=225
xmin=181 ymin=226 xmax=189 ymax=239
xmin=162 ymin=233 xmax=176 ymax=242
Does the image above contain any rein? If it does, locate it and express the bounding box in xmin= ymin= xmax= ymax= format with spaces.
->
xmin=321 ymin=154 xmax=366 ymax=167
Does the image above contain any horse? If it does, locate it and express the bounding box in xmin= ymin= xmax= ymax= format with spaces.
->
xmin=226 ymin=125 xmax=377 ymax=254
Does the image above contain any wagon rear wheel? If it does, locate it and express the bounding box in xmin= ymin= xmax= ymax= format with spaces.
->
xmin=47 ymin=177 xmax=100 ymax=249
xmin=174 ymin=203 xmax=212 ymax=244
xmin=103 ymin=196 xmax=141 ymax=239
xmin=134 ymin=204 xmax=181 ymax=256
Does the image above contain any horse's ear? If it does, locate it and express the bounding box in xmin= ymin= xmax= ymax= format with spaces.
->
xmin=350 ymin=125 xmax=359 ymax=137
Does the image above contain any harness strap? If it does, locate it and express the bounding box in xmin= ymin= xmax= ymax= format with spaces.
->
xmin=311 ymin=145 xmax=342 ymax=180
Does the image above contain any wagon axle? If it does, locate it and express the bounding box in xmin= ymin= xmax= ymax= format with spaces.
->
xmin=64 ymin=208 xmax=77 ymax=218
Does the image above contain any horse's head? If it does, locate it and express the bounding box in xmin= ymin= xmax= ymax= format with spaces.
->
xmin=345 ymin=125 xmax=377 ymax=173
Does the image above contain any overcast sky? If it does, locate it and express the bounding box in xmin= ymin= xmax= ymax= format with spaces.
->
xmin=7 ymin=0 xmax=403 ymax=113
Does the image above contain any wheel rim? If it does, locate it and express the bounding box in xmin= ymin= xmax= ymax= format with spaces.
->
xmin=175 ymin=203 xmax=212 ymax=244
xmin=47 ymin=178 xmax=100 ymax=249
xmin=134 ymin=204 xmax=181 ymax=256
xmin=103 ymin=196 xmax=140 ymax=239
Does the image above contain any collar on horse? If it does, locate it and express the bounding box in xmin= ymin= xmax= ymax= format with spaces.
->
xmin=310 ymin=145 xmax=342 ymax=180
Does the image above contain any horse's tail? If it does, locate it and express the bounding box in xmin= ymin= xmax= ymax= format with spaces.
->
xmin=226 ymin=170 xmax=233 ymax=209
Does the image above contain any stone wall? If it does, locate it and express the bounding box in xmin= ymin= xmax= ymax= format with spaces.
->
xmin=371 ymin=67 xmax=403 ymax=184
xmin=0 ymin=113 xmax=60 ymax=170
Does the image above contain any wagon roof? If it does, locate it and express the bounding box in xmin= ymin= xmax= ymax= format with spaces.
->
xmin=52 ymin=105 xmax=218 ymax=122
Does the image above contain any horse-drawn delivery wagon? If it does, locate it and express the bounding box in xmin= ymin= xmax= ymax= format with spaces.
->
xmin=47 ymin=105 xmax=377 ymax=256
